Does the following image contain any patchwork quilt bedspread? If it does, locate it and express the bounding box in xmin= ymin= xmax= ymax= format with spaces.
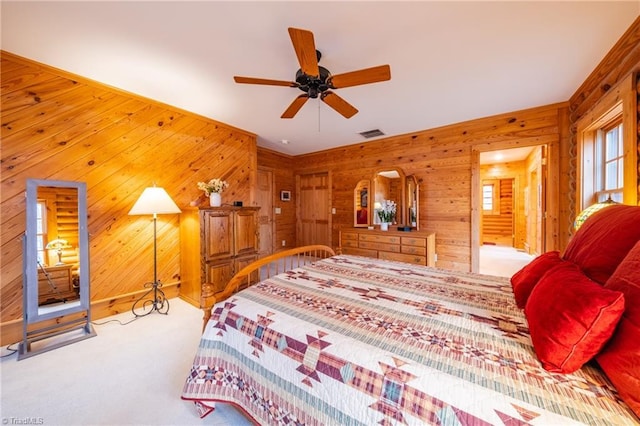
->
xmin=182 ymin=255 xmax=638 ymax=425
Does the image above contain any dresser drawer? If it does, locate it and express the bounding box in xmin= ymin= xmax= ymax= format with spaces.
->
xmin=359 ymin=234 xmax=400 ymax=244
xmin=342 ymin=247 xmax=378 ymax=258
xmin=402 ymin=245 xmax=426 ymax=256
xmin=342 ymin=239 xmax=360 ymax=248
xmin=341 ymin=232 xmax=359 ymax=242
xmin=401 ymin=237 xmax=426 ymax=247
xmin=380 ymin=251 xmax=426 ymax=265
xmin=360 ymin=241 xmax=401 ymax=252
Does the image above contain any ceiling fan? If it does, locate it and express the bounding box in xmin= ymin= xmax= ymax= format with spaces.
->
xmin=234 ymin=27 xmax=391 ymax=119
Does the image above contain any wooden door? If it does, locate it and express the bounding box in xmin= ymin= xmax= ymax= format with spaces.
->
xmin=256 ymin=169 xmax=274 ymax=257
xmin=297 ymin=172 xmax=331 ymax=247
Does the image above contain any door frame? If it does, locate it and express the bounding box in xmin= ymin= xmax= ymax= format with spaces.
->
xmin=471 ymin=140 xmax=558 ymax=273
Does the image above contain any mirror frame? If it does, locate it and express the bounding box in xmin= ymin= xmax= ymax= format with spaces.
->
xmin=353 ymin=179 xmax=371 ymax=227
xmin=406 ymin=175 xmax=419 ymax=230
xmin=372 ymin=168 xmax=406 ymax=225
xmin=24 ymin=179 xmax=91 ymax=323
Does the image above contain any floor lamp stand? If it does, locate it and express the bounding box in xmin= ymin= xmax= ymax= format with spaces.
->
xmin=132 ymin=214 xmax=170 ymax=317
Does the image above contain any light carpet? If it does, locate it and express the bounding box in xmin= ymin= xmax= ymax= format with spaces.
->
xmin=0 ymin=298 xmax=252 ymax=425
xmin=479 ymin=244 xmax=534 ymax=277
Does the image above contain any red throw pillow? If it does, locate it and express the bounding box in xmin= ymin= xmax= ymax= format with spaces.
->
xmin=563 ymin=205 xmax=640 ymax=284
xmin=525 ymin=261 xmax=625 ymax=373
xmin=510 ymin=251 xmax=563 ymax=309
xmin=597 ymin=241 xmax=640 ymax=418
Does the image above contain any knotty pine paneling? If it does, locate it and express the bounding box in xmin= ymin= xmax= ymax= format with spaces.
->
xmin=293 ymin=103 xmax=567 ymax=272
xmin=0 ymin=51 xmax=257 ymax=344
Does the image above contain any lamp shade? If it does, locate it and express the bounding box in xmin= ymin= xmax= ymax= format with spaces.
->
xmin=45 ymin=238 xmax=70 ymax=250
xmin=574 ymin=198 xmax=617 ymax=230
xmin=128 ymin=186 xmax=181 ymax=215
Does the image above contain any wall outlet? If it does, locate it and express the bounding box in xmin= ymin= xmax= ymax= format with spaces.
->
xmin=275 ymin=207 xmax=281 ymax=214
xmin=282 ymin=240 xmax=286 ymax=247
xmin=434 ymin=254 xmax=438 ymax=262
xmin=331 ymin=207 xmax=336 ymax=214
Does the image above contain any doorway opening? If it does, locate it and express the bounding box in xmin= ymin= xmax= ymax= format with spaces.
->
xmin=475 ymin=145 xmax=548 ymax=277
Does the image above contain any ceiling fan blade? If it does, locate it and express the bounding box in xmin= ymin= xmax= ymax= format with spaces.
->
xmin=234 ymin=76 xmax=298 ymax=87
xmin=288 ymin=27 xmax=319 ymax=77
xmin=321 ymin=91 xmax=358 ymax=119
xmin=281 ymin=94 xmax=309 ymax=119
xmin=329 ymin=65 xmax=391 ymax=89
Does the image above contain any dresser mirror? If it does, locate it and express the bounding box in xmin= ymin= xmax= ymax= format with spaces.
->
xmin=354 ymin=179 xmax=370 ymax=227
xmin=406 ymin=175 xmax=419 ymax=229
xmin=20 ymin=179 xmax=95 ymax=359
xmin=372 ymin=168 xmax=406 ymax=225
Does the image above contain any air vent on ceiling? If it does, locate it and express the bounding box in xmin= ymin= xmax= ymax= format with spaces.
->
xmin=358 ymin=129 xmax=385 ymax=139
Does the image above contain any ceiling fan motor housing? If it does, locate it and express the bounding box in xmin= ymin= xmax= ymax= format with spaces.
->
xmin=296 ymin=66 xmax=331 ymax=98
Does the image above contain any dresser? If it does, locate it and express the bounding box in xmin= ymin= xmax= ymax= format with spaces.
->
xmin=37 ymin=264 xmax=76 ymax=304
xmin=180 ymin=206 xmax=260 ymax=308
xmin=339 ymin=228 xmax=436 ymax=267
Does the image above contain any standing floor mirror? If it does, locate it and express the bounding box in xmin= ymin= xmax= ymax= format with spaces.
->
xmin=19 ymin=179 xmax=96 ymax=360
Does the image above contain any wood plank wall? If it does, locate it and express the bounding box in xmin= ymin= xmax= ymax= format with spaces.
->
xmin=1 ymin=51 xmax=258 ymax=345
xmin=293 ymin=103 xmax=568 ymax=272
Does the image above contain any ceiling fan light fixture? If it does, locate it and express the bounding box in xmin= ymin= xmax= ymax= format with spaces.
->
xmin=233 ymin=27 xmax=391 ymax=119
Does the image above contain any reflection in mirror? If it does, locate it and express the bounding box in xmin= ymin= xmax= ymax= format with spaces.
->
xmin=406 ymin=175 xmax=419 ymax=229
xmin=20 ymin=179 xmax=95 ymax=360
xmin=36 ymin=186 xmax=81 ymax=309
xmin=354 ymin=180 xmax=370 ymax=227
xmin=373 ymin=169 xmax=405 ymax=225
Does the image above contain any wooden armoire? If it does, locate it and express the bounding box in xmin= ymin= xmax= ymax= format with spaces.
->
xmin=179 ymin=206 xmax=260 ymax=308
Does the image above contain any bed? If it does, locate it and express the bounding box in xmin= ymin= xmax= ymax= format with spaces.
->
xmin=181 ymin=241 xmax=640 ymax=425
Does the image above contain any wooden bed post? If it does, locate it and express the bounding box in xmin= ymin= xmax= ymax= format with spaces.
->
xmin=200 ymin=283 xmax=216 ymax=332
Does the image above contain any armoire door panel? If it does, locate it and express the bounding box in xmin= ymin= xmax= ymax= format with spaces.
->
xmin=202 ymin=211 xmax=233 ymax=261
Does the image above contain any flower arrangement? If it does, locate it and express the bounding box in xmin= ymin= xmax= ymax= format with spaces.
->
xmin=197 ymin=178 xmax=229 ymax=196
xmin=377 ymin=200 xmax=397 ymax=223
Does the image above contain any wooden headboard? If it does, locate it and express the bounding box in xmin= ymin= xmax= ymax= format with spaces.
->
xmin=200 ymin=245 xmax=336 ymax=330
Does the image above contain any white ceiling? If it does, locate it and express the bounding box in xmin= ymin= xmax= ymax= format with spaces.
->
xmin=2 ymin=1 xmax=638 ymax=157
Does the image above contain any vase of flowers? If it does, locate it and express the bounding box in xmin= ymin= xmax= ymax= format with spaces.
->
xmin=197 ymin=178 xmax=229 ymax=207
xmin=377 ymin=200 xmax=396 ymax=230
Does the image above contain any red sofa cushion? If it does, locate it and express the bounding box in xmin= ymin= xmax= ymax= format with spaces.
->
xmin=597 ymin=241 xmax=640 ymax=418
xmin=563 ymin=205 xmax=640 ymax=284
xmin=510 ymin=251 xmax=563 ymax=309
xmin=525 ymin=261 xmax=625 ymax=373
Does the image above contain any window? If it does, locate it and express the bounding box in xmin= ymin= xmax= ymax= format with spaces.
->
xmin=596 ymin=120 xmax=623 ymax=202
xmin=482 ymin=180 xmax=500 ymax=215
xmin=482 ymin=184 xmax=494 ymax=211
xmin=577 ymin=73 xmax=636 ymax=211
xmin=36 ymin=200 xmax=47 ymax=265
